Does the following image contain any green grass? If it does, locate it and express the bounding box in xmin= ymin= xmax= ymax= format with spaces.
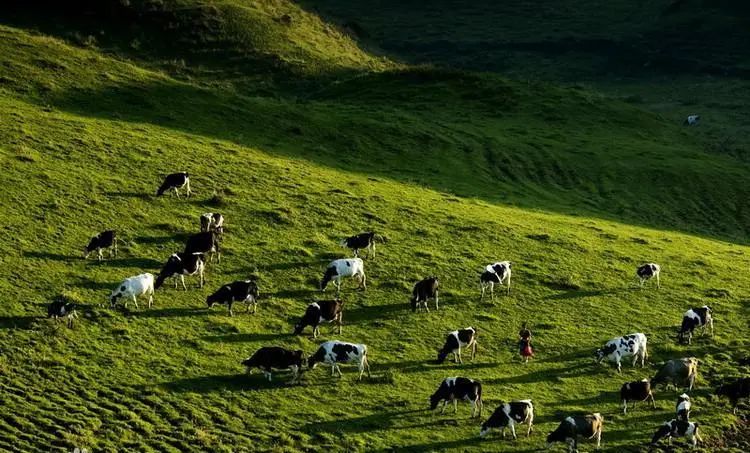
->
xmin=0 ymin=1 xmax=749 ymax=452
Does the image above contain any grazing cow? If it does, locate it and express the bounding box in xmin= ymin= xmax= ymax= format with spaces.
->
xmin=184 ymin=231 xmax=221 ymax=263
xmin=200 ymin=212 xmax=224 ymax=234
xmin=636 ymin=263 xmax=660 ymax=288
xmin=83 ymin=230 xmax=117 ymax=260
xmin=156 ymin=172 xmax=191 ymax=197
xmin=715 ymin=377 xmax=750 ymax=414
xmin=683 ymin=115 xmax=700 ymax=126
xmin=154 ymin=253 xmax=205 ymax=290
xmin=620 ymin=379 xmax=655 ymax=414
xmin=242 ymin=347 xmax=305 ymax=384
xmin=595 ymin=333 xmax=648 ymax=372
xmin=650 ymin=419 xmax=701 ymax=449
xmin=110 ymin=273 xmax=155 ymax=309
xmin=678 ymin=305 xmax=714 ymax=344
xmin=206 ymin=280 xmax=260 ymax=316
xmin=411 ymin=277 xmax=439 ymax=312
xmin=308 ymin=341 xmax=371 ymax=381
xmin=480 ymin=400 xmax=534 ymax=439
xmin=293 ymin=299 xmax=343 ymax=337
xmin=480 ymin=261 xmax=511 ymax=299
xmin=652 ymin=357 xmax=699 ymax=392
xmin=320 ymin=258 xmax=366 ymax=294
xmin=676 ymin=393 xmax=691 ymax=421
xmin=546 ymin=413 xmax=604 ymax=453
xmin=47 ymin=297 xmax=78 ymax=328
xmin=437 ymin=327 xmax=478 ymax=364
xmin=429 ymin=377 xmax=483 ymax=417
xmin=340 ymin=232 xmax=377 ymax=258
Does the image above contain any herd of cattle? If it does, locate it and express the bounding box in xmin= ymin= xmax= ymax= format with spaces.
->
xmin=44 ymin=172 xmax=749 ymax=451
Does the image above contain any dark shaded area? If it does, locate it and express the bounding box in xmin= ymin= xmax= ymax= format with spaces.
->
xmin=127 ymin=307 xmax=209 ymax=318
xmin=201 ymin=332 xmax=289 ymax=343
xmin=0 ymin=315 xmax=39 ymax=329
xmin=304 ymin=409 xmax=424 ymax=435
xmin=23 ymin=251 xmax=74 ymax=261
xmin=162 ymin=373 xmax=285 ymax=393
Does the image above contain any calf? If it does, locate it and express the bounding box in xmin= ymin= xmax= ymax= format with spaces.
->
xmin=480 ymin=261 xmax=511 ymax=299
xmin=340 ymin=232 xmax=377 ymax=258
xmin=595 ymin=333 xmax=648 ymax=372
xmin=411 ymin=277 xmax=439 ymax=312
xmin=652 ymin=357 xmax=699 ymax=392
xmin=437 ymin=327 xmax=477 ymax=364
xmin=683 ymin=115 xmax=700 ymax=126
xmin=429 ymin=377 xmax=483 ymax=417
xmin=320 ymin=258 xmax=366 ymax=294
xmin=110 ymin=273 xmax=155 ymax=309
xmin=184 ymin=231 xmax=221 ymax=263
xmin=650 ymin=419 xmax=701 ymax=449
xmin=154 ymin=253 xmax=205 ymax=290
xmin=206 ymin=280 xmax=259 ymax=316
xmin=480 ymin=399 xmax=534 ymax=439
xmin=678 ymin=305 xmax=713 ymax=344
xmin=715 ymin=377 xmax=750 ymax=414
xmin=156 ymin=172 xmax=191 ymax=197
xmin=676 ymin=393 xmax=691 ymax=420
xmin=620 ymin=379 xmax=655 ymax=414
xmin=636 ymin=263 xmax=660 ymax=288
xmin=546 ymin=413 xmax=603 ymax=453
xmin=308 ymin=341 xmax=371 ymax=381
xmin=293 ymin=299 xmax=343 ymax=337
xmin=200 ymin=212 xmax=224 ymax=234
xmin=242 ymin=347 xmax=305 ymax=384
xmin=83 ymin=230 xmax=117 ymax=260
xmin=47 ymin=297 xmax=78 ymax=328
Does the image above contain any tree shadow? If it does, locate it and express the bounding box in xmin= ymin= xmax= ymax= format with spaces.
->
xmin=201 ymin=332 xmax=290 ymax=343
xmin=23 ymin=251 xmax=73 ymax=261
xmin=161 ymin=373 xmax=288 ymax=393
xmin=0 ymin=315 xmax=39 ymax=330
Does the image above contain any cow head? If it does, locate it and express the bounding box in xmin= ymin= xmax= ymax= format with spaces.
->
xmin=109 ymin=286 xmax=125 ymax=308
xmin=429 ymin=392 xmax=442 ymax=411
xmin=320 ymin=267 xmax=337 ymax=291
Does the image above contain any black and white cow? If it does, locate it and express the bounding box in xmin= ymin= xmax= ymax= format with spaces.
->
xmin=320 ymin=258 xmax=366 ymax=294
xmin=480 ymin=261 xmax=511 ymax=299
xmin=110 ymin=273 xmax=155 ymax=309
xmin=308 ymin=341 xmax=370 ymax=381
xmin=650 ymin=419 xmax=701 ymax=449
xmin=206 ymin=280 xmax=260 ymax=316
xmin=184 ymin=231 xmax=221 ymax=263
xmin=636 ymin=263 xmax=660 ymax=288
xmin=678 ymin=305 xmax=713 ymax=344
xmin=676 ymin=393 xmax=691 ymax=421
xmin=200 ymin=212 xmax=224 ymax=234
xmin=156 ymin=172 xmax=191 ymax=197
xmin=411 ymin=277 xmax=439 ymax=312
xmin=154 ymin=253 xmax=205 ymax=290
xmin=48 ymin=297 xmax=78 ymax=328
xmin=83 ymin=230 xmax=117 ymax=260
xmin=340 ymin=232 xmax=377 ymax=258
xmin=480 ymin=400 xmax=534 ymax=439
xmin=242 ymin=347 xmax=305 ymax=384
xmin=715 ymin=377 xmax=750 ymax=414
xmin=293 ymin=299 xmax=344 ymax=337
xmin=620 ymin=379 xmax=655 ymax=414
xmin=546 ymin=413 xmax=603 ymax=453
xmin=595 ymin=333 xmax=648 ymax=373
xmin=429 ymin=377 xmax=483 ymax=417
xmin=683 ymin=115 xmax=700 ymax=126
xmin=437 ymin=327 xmax=478 ymax=364
xmin=652 ymin=357 xmax=699 ymax=392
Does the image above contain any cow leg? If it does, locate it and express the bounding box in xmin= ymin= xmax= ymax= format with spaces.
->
xmin=490 ymin=283 xmax=495 ymax=301
xmin=289 ymin=365 xmax=299 ymax=384
xmin=131 ymin=294 xmax=139 ymax=310
xmin=453 ymin=399 xmax=458 ymax=414
xmin=648 ymin=392 xmax=656 ymax=409
xmin=510 ymin=420 xmax=517 ymax=440
xmin=337 ymin=313 xmax=343 ymax=334
xmin=331 ymin=364 xmax=336 ymax=377
xmin=228 ymin=302 xmax=234 ymax=317
xmin=455 ymin=347 xmax=462 ymax=364
xmin=185 ymin=179 xmax=192 ymax=197
xmin=97 ymin=248 xmax=103 ymax=261
xmin=313 ymin=325 xmax=319 ymax=338
xmin=199 ymin=267 xmax=204 ymax=288
xmin=252 ymin=300 xmax=257 ymax=314
xmin=360 ymin=271 xmax=366 ymax=291
xmin=335 ymin=364 xmax=343 ymax=378
xmin=441 ymin=401 xmax=447 ymax=414
xmin=435 ymin=291 xmax=439 ymax=310
xmin=181 ymin=275 xmax=187 ymax=291
xmin=113 ymin=241 xmax=118 ymax=257
xmin=480 ymin=283 xmax=485 ymax=300
xmin=173 ymin=186 xmax=180 ymax=198
xmin=656 ymin=273 xmax=660 ymax=289
xmin=470 ymin=400 xmax=476 ymax=417
xmin=616 ymin=358 xmax=622 ymax=373
xmin=622 ymin=399 xmax=628 ymax=414
xmin=364 ymin=356 xmax=371 ymax=378
xmin=471 ymin=341 xmax=477 ymax=361
xmin=358 ymin=361 xmax=365 ymax=381
xmin=506 ymin=274 xmax=511 ymax=295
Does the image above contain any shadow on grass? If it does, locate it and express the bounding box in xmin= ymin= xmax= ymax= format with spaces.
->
xmin=126 ymin=307 xmax=209 ymax=318
xmin=89 ymin=257 xmax=163 ymax=269
xmin=485 ymin=362 xmax=592 ymax=385
xmin=544 ymin=288 xmax=626 ymax=301
xmin=273 ymin=289 xmax=317 ymax=299
xmin=258 ymin=261 xmax=311 ymax=272
xmin=397 ymin=436 xmax=486 ymax=453
xmin=0 ymin=315 xmax=39 ymax=329
xmin=104 ymin=191 xmax=152 ymax=200
xmin=304 ymin=409 xmax=426 ymax=435
xmin=374 ymin=359 xmax=497 ymax=375
xmin=347 ymin=303 xmax=405 ymax=322
xmin=162 ymin=373 xmax=288 ymax=393
xmin=23 ymin=251 xmax=73 ymax=261
xmin=76 ymin=278 xmax=115 ymax=291
xmin=536 ymin=347 xmax=592 ymax=363
xmin=201 ymin=332 xmax=290 ymax=343
xmin=134 ymin=234 xmax=189 ymax=246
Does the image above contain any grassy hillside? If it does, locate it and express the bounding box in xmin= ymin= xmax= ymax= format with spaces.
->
xmin=0 ymin=1 xmax=749 ymax=452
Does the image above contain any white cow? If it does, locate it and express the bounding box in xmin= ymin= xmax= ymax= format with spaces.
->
xmin=595 ymin=333 xmax=648 ymax=372
xmin=320 ymin=258 xmax=366 ymax=294
xmin=110 ymin=273 xmax=155 ymax=309
xmin=308 ymin=340 xmax=371 ymax=381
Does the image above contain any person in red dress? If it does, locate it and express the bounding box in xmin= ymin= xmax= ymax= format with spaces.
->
xmin=519 ymin=322 xmax=534 ymax=363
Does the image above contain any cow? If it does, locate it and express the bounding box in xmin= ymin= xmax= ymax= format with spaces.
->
xmin=241 ymin=347 xmax=305 ymax=384
xmin=678 ymin=305 xmax=713 ymax=344
xmin=200 ymin=212 xmax=224 ymax=234
xmin=429 ymin=377 xmax=483 ymax=417
xmin=546 ymin=413 xmax=604 ymax=453
xmin=308 ymin=341 xmax=370 ymax=381
xmin=154 ymin=253 xmax=205 ymax=290
xmin=595 ymin=333 xmax=648 ymax=372
xmin=411 ymin=277 xmax=439 ymax=312
xmin=480 ymin=261 xmax=511 ymax=299
xmin=293 ymin=299 xmax=343 ymax=337
xmin=83 ymin=230 xmax=117 ymax=260
xmin=109 ymin=273 xmax=155 ymax=309
xmin=636 ymin=263 xmax=660 ymax=288
xmin=320 ymin=258 xmax=366 ymax=294
xmin=206 ymin=280 xmax=260 ymax=316
xmin=480 ymin=400 xmax=534 ymax=439
xmin=156 ymin=172 xmax=191 ymax=197
xmin=683 ymin=115 xmax=700 ymax=126
xmin=652 ymin=357 xmax=699 ymax=392
xmin=184 ymin=231 xmax=221 ymax=263
xmin=676 ymin=393 xmax=691 ymax=420
xmin=715 ymin=377 xmax=750 ymax=414
xmin=47 ymin=297 xmax=78 ymax=328
xmin=650 ymin=419 xmax=701 ymax=449
xmin=437 ymin=327 xmax=477 ymax=364
xmin=340 ymin=232 xmax=377 ymax=258
xmin=620 ymin=379 xmax=655 ymax=414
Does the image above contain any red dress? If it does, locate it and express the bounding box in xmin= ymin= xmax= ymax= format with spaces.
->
xmin=519 ymin=329 xmax=534 ymax=357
